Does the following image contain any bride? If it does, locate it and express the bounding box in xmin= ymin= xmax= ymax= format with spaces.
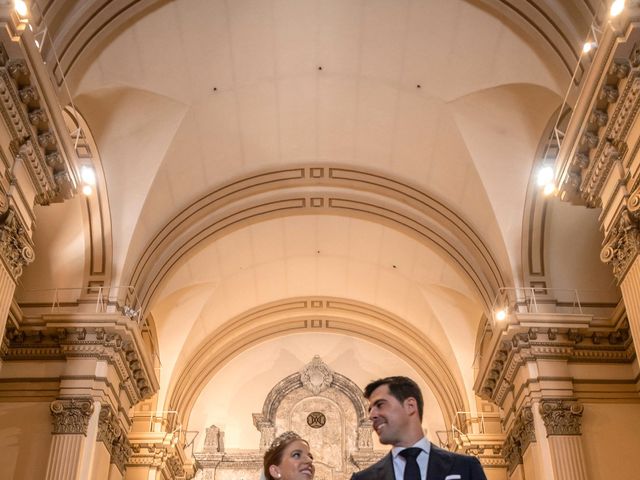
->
xmin=263 ymin=431 xmax=315 ymax=480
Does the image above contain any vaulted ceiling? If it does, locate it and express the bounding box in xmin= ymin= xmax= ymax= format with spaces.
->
xmin=16 ymin=0 xmax=618 ymax=451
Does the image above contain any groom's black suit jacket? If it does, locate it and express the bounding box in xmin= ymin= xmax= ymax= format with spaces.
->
xmin=351 ymin=443 xmax=487 ymax=480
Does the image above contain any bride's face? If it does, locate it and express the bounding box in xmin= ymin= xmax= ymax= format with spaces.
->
xmin=270 ymin=440 xmax=315 ymax=480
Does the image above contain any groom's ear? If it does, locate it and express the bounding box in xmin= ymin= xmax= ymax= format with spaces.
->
xmin=404 ymin=396 xmax=418 ymax=415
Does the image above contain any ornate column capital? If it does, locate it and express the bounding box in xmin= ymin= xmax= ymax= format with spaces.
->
xmin=502 ymin=407 xmax=536 ymax=474
xmin=502 ymin=434 xmax=522 ymax=475
xmin=111 ymin=433 xmax=133 ymax=474
xmin=539 ymin=400 xmax=584 ymax=436
xmin=0 ymin=205 xmax=34 ymax=280
xmin=50 ymin=397 xmax=94 ymax=435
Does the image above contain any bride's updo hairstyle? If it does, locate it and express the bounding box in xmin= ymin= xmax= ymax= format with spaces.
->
xmin=263 ymin=431 xmax=307 ymax=480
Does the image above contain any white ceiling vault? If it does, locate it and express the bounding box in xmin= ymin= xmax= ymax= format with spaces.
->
xmin=17 ymin=0 xmax=620 ymax=451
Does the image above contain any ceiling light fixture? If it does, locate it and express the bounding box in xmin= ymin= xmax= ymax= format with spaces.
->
xmin=80 ymin=165 xmax=96 ymax=186
xmin=14 ymin=0 xmax=28 ymax=17
xmin=536 ymin=165 xmax=554 ymax=187
xmin=610 ymin=0 xmax=625 ymax=17
xmin=582 ymin=41 xmax=596 ymax=54
xmin=494 ymin=308 xmax=507 ymax=322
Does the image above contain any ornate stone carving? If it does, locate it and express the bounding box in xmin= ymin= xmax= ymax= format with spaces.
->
xmin=97 ymin=405 xmax=122 ymax=450
xmin=539 ymin=401 xmax=583 ymax=436
xmin=502 ymin=434 xmax=522 ymax=475
xmin=0 ymin=207 xmax=34 ymax=279
xmin=3 ymin=318 xmax=158 ymax=404
xmin=203 ymin=424 xmax=224 ymax=453
xmin=50 ymin=398 xmax=94 ymax=435
xmin=601 ymin=209 xmax=640 ymax=282
xmin=111 ymin=434 xmax=133 ymax=474
xmin=513 ymin=407 xmax=536 ymax=452
xmin=478 ymin=319 xmax=633 ymax=404
xmin=610 ymin=60 xmax=631 ymax=79
xmin=300 ymin=355 xmax=333 ymax=394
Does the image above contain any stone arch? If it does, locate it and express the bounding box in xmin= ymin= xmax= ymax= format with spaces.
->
xmin=253 ymin=355 xmax=372 ymax=452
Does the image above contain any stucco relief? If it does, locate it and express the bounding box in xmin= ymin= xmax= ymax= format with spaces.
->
xmin=194 ymin=356 xmax=382 ymax=480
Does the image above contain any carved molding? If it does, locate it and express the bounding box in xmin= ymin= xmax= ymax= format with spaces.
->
xmin=600 ymin=209 xmax=640 ymax=283
xmin=539 ymin=400 xmax=584 ymax=436
xmin=2 ymin=316 xmax=159 ymax=403
xmin=501 ymin=407 xmax=535 ymax=474
xmin=502 ymin=434 xmax=522 ymax=475
xmin=97 ymin=405 xmax=122 ymax=449
xmin=478 ymin=320 xmax=632 ymax=405
xmin=300 ymin=355 xmax=333 ymax=394
xmin=128 ymin=441 xmax=192 ymax=479
xmin=111 ymin=434 xmax=133 ymax=474
xmin=0 ymin=53 xmax=75 ymax=205
xmin=0 ymin=206 xmax=34 ymax=280
xmin=253 ymin=355 xmax=370 ymax=451
xmin=50 ymin=397 xmax=94 ymax=435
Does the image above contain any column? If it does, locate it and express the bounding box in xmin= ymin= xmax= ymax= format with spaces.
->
xmin=45 ymin=398 xmax=95 ymax=480
xmin=538 ymin=400 xmax=588 ymax=480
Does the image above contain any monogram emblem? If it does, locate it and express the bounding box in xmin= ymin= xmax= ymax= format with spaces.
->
xmin=306 ymin=412 xmax=326 ymax=428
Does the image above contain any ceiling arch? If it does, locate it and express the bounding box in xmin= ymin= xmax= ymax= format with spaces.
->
xmin=126 ymin=166 xmax=510 ymax=317
xmin=165 ymin=296 xmax=468 ymax=431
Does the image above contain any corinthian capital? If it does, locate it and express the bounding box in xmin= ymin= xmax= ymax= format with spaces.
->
xmin=50 ymin=398 xmax=94 ymax=435
xmin=600 ymin=209 xmax=640 ymax=282
xmin=539 ymin=400 xmax=583 ymax=436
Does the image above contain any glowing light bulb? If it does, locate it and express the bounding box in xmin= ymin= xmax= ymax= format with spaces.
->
xmin=80 ymin=165 xmax=96 ymax=186
xmin=495 ymin=309 xmax=507 ymax=322
xmin=543 ymin=183 xmax=556 ymax=196
xmin=537 ymin=165 xmax=554 ymax=187
xmin=611 ymin=0 xmax=625 ymax=17
xmin=82 ymin=184 xmax=93 ymax=196
xmin=14 ymin=0 xmax=27 ymax=17
xmin=582 ymin=41 xmax=595 ymax=54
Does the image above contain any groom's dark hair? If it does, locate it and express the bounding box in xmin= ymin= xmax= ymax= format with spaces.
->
xmin=364 ymin=376 xmax=424 ymax=421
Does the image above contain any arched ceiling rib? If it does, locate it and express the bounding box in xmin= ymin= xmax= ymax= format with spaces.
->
xmin=165 ymin=296 xmax=468 ymax=431
xmin=34 ymin=0 xmax=589 ymax=92
xmin=126 ymin=166 xmax=509 ymax=316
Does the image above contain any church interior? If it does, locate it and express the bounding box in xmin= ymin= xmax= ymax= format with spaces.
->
xmin=0 ymin=0 xmax=639 ymax=479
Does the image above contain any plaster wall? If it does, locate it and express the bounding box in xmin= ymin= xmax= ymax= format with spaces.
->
xmin=0 ymin=401 xmax=52 ymax=479
xmin=581 ymin=402 xmax=640 ymax=480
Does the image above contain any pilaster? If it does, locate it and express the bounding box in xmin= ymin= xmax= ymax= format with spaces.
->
xmin=475 ymin=308 xmax=635 ymax=480
xmin=45 ymin=397 xmax=95 ymax=480
xmin=539 ymin=400 xmax=588 ymax=480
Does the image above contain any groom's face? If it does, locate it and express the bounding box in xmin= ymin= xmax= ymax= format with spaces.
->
xmin=367 ymin=384 xmax=414 ymax=447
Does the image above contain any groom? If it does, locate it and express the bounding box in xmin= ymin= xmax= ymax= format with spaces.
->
xmin=352 ymin=376 xmax=487 ymax=480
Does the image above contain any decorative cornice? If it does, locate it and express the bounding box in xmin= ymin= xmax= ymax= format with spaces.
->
xmin=0 ymin=52 xmax=75 ymax=205
xmin=2 ymin=316 xmax=159 ymax=403
xmin=50 ymin=397 xmax=94 ymax=435
xmin=128 ymin=441 xmax=192 ymax=479
xmin=478 ymin=318 xmax=633 ymax=405
xmin=539 ymin=400 xmax=584 ymax=436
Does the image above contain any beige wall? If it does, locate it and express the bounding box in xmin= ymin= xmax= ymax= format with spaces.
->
xmin=582 ymin=403 xmax=640 ymax=480
xmin=0 ymin=401 xmax=52 ymax=479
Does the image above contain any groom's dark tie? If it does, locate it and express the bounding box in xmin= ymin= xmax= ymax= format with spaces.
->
xmin=400 ymin=448 xmax=422 ymax=480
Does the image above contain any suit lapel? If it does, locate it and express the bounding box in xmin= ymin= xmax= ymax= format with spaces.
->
xmin=380 ymin=452 xmax=395 ymax=480
xmin=426 ymin=444 xmax=453 ymax=480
